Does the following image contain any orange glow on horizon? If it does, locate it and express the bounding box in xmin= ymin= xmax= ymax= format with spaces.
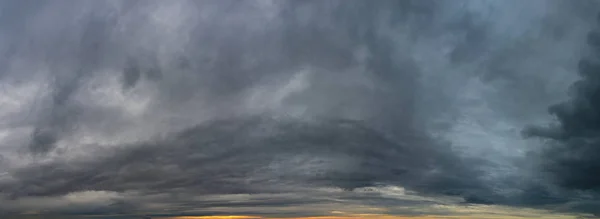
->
xmin=159 ymin=215 xmax=452 ymax=219
xmin=158 ymin=214 xmax=582 ymax=219
xmin=163 ymin=216 xmax=261 ymax=219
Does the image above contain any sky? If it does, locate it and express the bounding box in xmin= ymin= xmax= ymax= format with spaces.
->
xmin=1 ymin=0 xmax=600 ymax=218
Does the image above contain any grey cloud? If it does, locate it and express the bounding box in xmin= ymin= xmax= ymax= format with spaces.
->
xmin=1 ymin=0 xmax=599 ymax=217
xmin=2 ymin=116 xmax=449 ymax=196
xmin=0 ymin=114 xmax=492 ymax=216
xmin=525 ymin=12 xmax=600 ymax=191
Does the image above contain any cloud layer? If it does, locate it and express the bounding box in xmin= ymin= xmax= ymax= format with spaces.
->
xmin=0 ymin=0 xmax=599 ymax=218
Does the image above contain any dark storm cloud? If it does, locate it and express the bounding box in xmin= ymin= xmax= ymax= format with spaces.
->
xmin=1 ymin=0 xmax=599 ymax=218
xmin=0 ymin=0 xmax=511 ymax=216
xmin=524 ymin=13 xmax=600 ymax=188
xmin=2 ymin=116 xmax=474 ymax=201
xmin=520 ymin=16 xmax=600 ymax=217
xmin=522 ymin=10 xmax=600 ymax=217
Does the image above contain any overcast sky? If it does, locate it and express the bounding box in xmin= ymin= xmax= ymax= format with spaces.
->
xmin=1 ymin=0 xmax=600 ymax=218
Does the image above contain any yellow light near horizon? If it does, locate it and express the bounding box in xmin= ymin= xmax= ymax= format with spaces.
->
xmin=162 ymin=215 xmax=263 ymax=219
xmin=163 ymin=217 xmax=261 ymax=219
xmin=161 ymin=216 xmax=440 ymax=219
xmin=161 ymin=216 xmax=582 ymax=219
xmin=159 ymin=212 xmax=583 ymax=219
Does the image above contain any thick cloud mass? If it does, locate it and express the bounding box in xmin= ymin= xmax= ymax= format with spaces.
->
xmin=1 ymin=0 xmax=600 ymax=217
xmin=525 ymin=14 xmax=600 ymax=200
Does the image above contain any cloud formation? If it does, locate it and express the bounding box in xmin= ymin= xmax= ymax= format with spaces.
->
xmin=524 ymin=9 xmax=600 ymax=216
xmin=0 ymin=0 xmax=599 ymax=218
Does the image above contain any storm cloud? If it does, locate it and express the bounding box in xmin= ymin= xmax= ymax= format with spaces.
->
xmin=524 ymin=8 xmax=600 ymax=215
xmin=1 ymin=0 xmax=600 ymax=218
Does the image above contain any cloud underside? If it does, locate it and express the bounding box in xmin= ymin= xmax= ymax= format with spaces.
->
xmin=523 ymin=11 xmax=600 ymax=216
xmin=0 ymin=116 xmax=478 ymax=215
xmin=0 ymin=0 xmax=600 ymax=218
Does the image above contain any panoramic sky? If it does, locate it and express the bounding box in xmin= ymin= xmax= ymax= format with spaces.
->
xmin=2 ymin=0 xmax=600 ymax=218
